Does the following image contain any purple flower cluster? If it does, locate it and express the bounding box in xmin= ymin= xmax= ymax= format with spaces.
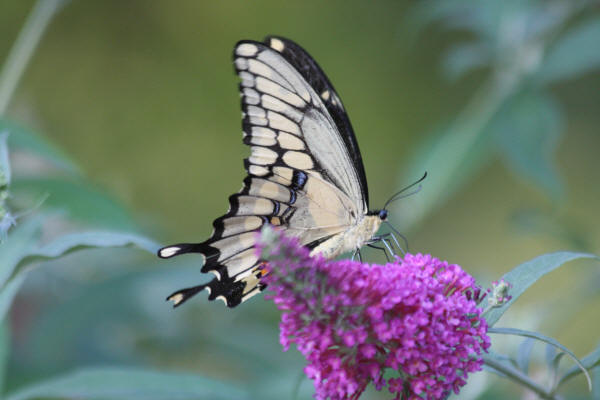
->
xmin=256 ymin=228 xmax=490 ymax=400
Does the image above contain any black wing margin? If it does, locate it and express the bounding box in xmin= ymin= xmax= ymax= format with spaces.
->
xmin=263 ymin=36 xmax=369 ymax=207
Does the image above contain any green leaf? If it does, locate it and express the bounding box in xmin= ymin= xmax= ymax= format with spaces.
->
xmin=406 ymin=0 xmax=506 ymax=41
xmin=0 ymin=274 xmax=25 ymax=322
xmin=442 ymin=42 xmax=490 ymax=81
xmin=510 ymin=208 xmax=591 ymax=251
xmin=0 ymin=321 xmax=9 ymax=393
xmin=0 ymin=119 xmax=80 ymax=176
xmin=516 ymin=338 xmax=534 ymax=374
xmin=482 ymin=354 xmax=554 ymax=398
xmin=594 ymin=365 xmax=600 ymax=400
xmin=549 ymin=351 xmax=566 ymax=391
xmin=484 ymin=251 xmax=599 ymax=327
xmin=12 ymin=178 xmax=137 ymax=231
xmin=4 ymin=367 xmax=249 ymax=400
xmin=558 ymin=343 xmax=600 ymax=389
xmin=489 ymin=327 xmax=591 ymax=391
xmin=0 ymin=216 xmax=43 ymax=322
xmin=545 ymin=343 xmax=560 ymax=376
xmin=9 ymin=230 xmax=159 ymax=283
xmin=0 ymin=132 xmax=13 ymax=239
xmin=538 ymin=18 xmax=600 ymax=84
xmin=0 ymin=215 xmax=43 ymax=287
xmin=393 ymin=118 xmax=495 ymax=231
xmin=404 ymin=0 xmax=466 ymax=44
xmin=0 ymin=225 xmax=157 ymax=322
xmin=545 ymin=343 xmax=560 ymax=372
xmin=488 ymin=350 xmax=517 ymax=365
xmin=489 ymin=91 xmax=564 ymax=199
xmin=0 ymin=132 xmax=10 ymax=184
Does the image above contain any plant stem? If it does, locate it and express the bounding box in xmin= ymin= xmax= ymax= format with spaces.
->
xmin=483 ymin=354 xmax=559 ymax=400
xmin=0 ymin=0 xmax=67 ymax=116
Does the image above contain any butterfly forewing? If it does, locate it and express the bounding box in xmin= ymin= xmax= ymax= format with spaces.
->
xmin=264 ymin=36 xmax=369 ymax=207
xmin=159 ymin=37 xmax=369 ymax=307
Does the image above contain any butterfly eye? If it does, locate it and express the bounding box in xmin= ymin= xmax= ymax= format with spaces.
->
xmin=378 ymin=210 xmax=388 ymax=221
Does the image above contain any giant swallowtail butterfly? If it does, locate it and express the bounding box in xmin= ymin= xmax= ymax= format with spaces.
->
xmin=158 ymin=37 xmax=408 ymax=307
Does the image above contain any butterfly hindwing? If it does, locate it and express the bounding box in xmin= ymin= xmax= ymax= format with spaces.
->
xmin=159 ymin=37 xmax=369 ymax=307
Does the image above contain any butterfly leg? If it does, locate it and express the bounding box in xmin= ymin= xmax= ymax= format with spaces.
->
xmin=382 ymin=221 xmax=409 ymax=254
xmin=368 ymin=235 xmax=393 ymax=259
xmin=388 ymin=231 xmax=407 ymax=255
xmin=376 ymin=231 xmax=407 ymax=257
xmin=379 ymin=237 xmax=396 ymax=259
xmin=367 ymin=243 xmax=390 ymax=262
xmin=381 ymin=232 xmax=404 ymax=256
xmin=351 ymin=248 xmax=364 ymax=262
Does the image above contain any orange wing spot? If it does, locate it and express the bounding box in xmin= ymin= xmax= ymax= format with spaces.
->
xmin=257 ymin=261 xmax=270 ymax=277
xmin=270 ymin=216 xmax=281 ymax=225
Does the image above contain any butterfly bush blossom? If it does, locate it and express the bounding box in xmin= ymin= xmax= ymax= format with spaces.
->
xmin=256 ymin=227 xmax=490 ymax=400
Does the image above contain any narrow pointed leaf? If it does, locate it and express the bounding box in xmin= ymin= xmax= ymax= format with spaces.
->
xmin=489 ymin=91 xmax=564 ymax=200
xmin=558 ymin=344 xmax=600 ymax=388
xmin=10 ymin=231 xmax=159 ymax=281
xmin=538 ymin=19 xmax=600 ymax=84
xmin=484 ymin=251 xmax=599 ymax=327
xmin=545 ymin=343 xmax=557 ymax=370
xmin=593 ymin=366 xmax=600 ymax=400
xmin=0 ymin=215 xmax=43 ymax=286
xmin=12 ymin=178 xmax=137 ymax=231
xmin=442 ymin=42 xmax=490 ymax=81
xmin=0 ymin=321 xmax=8 ymax=393
xmin=0 ymin=119 xmax=80 ymax=175
xmin=0 ymin=132 xmax=10 ymax=183
xmin=0 ymin=274 xmax=25 ymax=321
xmin=1 ymin=228 xmax=158 ymax=323
xmin=4 ymin=367 xmax=249 ymax=400
xmin=483 ymin=350 xmax=517 ymax=378
xmin=489 ymin=327 xmax=591 ymax=391
xmin=483 ymin=354 xmax=553 ymax=398
xmin=516 ymin=338 xmax=535 ymax=374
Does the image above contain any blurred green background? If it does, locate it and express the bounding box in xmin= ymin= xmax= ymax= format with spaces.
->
xmin=2 ymin=0 xmax=600 ymax=398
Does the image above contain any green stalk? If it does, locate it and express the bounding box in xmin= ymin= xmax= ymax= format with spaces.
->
xmin=483 ymin=355 xmax=560 ymax=400
xmin=0 ymin=0 xmax=67 ymax=116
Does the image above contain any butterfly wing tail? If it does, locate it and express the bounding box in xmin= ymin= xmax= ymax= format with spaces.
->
xmin=157 ymin=243 xmax=205 ymax=259
xmin=166 ymin=284 xmax=208 ymax=307
xmin=158 ymin=233 xmax=267 ymax=307
xmin=166 ymin=276 xmax=252 ymax=308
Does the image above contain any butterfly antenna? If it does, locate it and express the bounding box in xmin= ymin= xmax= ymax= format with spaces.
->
xmin=383 ymin=172 xmax=428 ymax=210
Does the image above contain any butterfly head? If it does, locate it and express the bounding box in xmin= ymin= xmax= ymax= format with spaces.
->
xmin=367 ymin=209 xmax=388 ymax=221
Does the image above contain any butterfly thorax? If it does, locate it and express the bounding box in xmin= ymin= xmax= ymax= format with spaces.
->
xmin=309 ymin=214 xmax=382 ymax=259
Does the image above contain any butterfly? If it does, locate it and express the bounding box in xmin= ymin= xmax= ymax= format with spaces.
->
xmin=158 ymin=36 xmax=414 ymax=308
